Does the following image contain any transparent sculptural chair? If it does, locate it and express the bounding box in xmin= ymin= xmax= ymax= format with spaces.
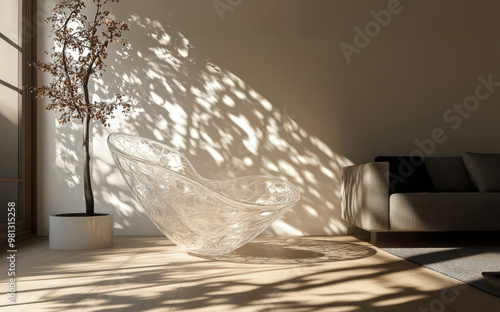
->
xmin=107 ymin=133 xmax=300 ymax=255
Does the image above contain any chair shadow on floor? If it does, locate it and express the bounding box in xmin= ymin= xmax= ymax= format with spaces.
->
xmin=189 ymin=237 xmax=376 ymax=264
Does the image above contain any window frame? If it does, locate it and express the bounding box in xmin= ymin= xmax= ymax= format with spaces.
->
xmin=0 ymin=0 xmax=37 ymax=238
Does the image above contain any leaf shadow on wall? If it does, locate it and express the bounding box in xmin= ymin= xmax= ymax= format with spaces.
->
xmin=83 ymin=15 xmax=353 ymax=235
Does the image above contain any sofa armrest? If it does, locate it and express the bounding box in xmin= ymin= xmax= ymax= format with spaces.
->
xmin=341 ymin=162 xmax=390 ymax=231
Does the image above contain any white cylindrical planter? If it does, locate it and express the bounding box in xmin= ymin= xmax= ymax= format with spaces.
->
xmin=49 ymin=214 xmax=114 ymax=250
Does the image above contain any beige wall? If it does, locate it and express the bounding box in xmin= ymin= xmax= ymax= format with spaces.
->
xmin=37 ymin=0 xmax=500 ymax=236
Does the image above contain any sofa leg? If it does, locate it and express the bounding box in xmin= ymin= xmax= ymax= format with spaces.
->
xmin=370 ymin=232 xmax=378 ymax=245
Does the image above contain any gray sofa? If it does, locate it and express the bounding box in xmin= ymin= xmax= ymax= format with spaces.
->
xmin=341 ymin=155 xmax=500 ymax=244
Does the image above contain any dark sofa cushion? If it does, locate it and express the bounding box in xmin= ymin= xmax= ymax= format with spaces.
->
xmin=375 ymin=156 xmax=436 ymax=194
xmin=424 ymin=157 xmax=477 ymax=192
xmin=462 ymin=152 xmax=500 ymax=192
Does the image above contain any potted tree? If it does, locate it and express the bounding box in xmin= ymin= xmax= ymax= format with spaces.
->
xmin=32 ymin=0 xmax=130 ymax=249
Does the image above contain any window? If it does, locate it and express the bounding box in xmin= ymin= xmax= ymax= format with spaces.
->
xmin=0 ymin=0 xmax=37 ymax=238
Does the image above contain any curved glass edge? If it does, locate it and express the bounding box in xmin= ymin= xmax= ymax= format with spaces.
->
xmin=107 ymin=132 xmax=301 ymax=210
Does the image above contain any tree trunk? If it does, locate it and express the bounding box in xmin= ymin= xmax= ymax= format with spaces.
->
xmin=83 ymin=113 xmax=94 ymax=215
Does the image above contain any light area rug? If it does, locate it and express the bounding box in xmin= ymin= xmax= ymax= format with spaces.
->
xmin=382 ymin=246 xmax=500 ymax=298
